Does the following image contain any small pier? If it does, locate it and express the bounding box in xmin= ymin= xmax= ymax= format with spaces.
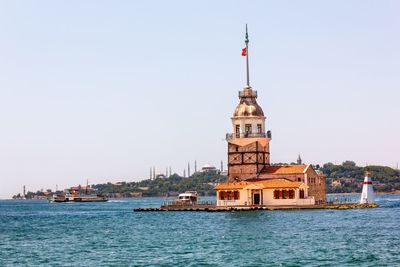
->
xmin=133 ymin=203 xmax=379 ymax=212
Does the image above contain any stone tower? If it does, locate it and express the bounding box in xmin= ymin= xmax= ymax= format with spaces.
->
xmin=227 ymin=26 xmax=271 ymax=182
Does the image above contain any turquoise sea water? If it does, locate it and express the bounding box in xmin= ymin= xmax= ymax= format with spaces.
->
xmin=0 ymin=195 xmax=399 ymax=266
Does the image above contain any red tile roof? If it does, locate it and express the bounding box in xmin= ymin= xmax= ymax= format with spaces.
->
xmin=261 ymin=165 xmax=308 ymax=175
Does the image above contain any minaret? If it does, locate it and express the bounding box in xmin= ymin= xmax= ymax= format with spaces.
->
xmin=188 ymin=162 xmax=191 ymax=177
xmin=226 ymin=25 xmax=272 ymax=182
xmin=297 ymin=154 xmax=302 ymax=165
xmin=153 ymin=167 xmax=156 ymax=180
xmin=360 ymin=171 xmax=375 ymax=204
xmin=220 ymin=160 xmax=223 ymax=172
xmin=195 ymin=160 xmax=197 ymax=173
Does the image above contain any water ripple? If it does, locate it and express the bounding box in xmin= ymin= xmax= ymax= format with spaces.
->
xmin=0 ymin=195 xmax=399 ymax=266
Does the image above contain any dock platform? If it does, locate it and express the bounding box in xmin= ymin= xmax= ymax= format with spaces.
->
xmin=133 ymin=203 xmax=379 ymax=212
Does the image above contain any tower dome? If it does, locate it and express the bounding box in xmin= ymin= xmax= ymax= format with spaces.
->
xmin=233 ymin=86 xmax=264 ymax=117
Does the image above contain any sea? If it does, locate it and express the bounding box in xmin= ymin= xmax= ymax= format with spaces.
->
xmin=0 ymin=194 xmax=399 ymax=267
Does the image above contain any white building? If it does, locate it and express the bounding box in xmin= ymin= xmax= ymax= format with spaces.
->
xmin=215 ymin=179 xmax=315 ymax=207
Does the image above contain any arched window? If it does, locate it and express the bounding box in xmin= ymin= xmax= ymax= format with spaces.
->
xmin=289 ymin=190 xmax=295 ymax=199
xmin=234 ymin=191 xmax=240 ymax=200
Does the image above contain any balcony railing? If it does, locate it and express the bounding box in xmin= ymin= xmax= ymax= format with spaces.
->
xmin=226 ymin=131 xmax=271 ymax=141
xmin=239 ymin=90 xmax=257 ymax=98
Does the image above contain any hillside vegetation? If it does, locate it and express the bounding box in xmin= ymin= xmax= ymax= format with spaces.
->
xmin=321 ymin=161 xmax=400 ymax=193
xmin=92 ymin=161 xmax=399 ymax=197
xmin=92 ymin=172 xmax=226 ymax=197
xmin=13 ymin=161 xmax=400 ymax=199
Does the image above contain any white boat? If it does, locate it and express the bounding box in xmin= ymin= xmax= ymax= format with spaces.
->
xmin=176 ymin=191 xmax=198 ymax=203
xmin=49 ymin=186 xmax=108 ymax=203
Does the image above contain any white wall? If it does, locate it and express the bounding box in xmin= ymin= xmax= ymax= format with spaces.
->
xmin=216 ymin=188 xmax=315 ymax=207
xmin=231 ymin=117 xmax=265 ymax=136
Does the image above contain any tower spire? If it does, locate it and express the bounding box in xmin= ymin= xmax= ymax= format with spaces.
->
xmin=245 ymin=24 xmax=250 ymax=87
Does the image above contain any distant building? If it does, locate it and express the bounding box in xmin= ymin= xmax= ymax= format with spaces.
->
xmin=156 ymin=174 xmax=166 ymax=179
xmin=200 ymin=164 xmax=219 ymax=174
xmin=220 ymin=170 xmax=228 ymax=176
xmin=215 ymin=27 xmax=326 ymax=207
xmin=130 ymin=192 xmax=143 ymax=197
xmin=331 ymin=180 xmax=342 ymax=187
xmin=138 ymin=187 xmax=149 ymax=191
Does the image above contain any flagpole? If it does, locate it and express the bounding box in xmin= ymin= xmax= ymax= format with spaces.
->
xmin=245 ymin=24 xmax=250 ymax=87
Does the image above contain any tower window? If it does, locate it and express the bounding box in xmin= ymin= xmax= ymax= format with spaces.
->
xmin=235 ymin=125 xmax=240 ymax=137
xmin=245 ymin=124 xmax=252 ymax=136
xmin=257 ymin=124 xmax=262 ymax=133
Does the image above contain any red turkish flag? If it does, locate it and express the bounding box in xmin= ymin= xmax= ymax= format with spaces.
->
xmin=241 ymin=47 xmax=247 ymax=56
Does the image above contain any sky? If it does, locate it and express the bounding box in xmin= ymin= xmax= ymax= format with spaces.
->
xmin=0 ymin=0 xmax=399 ymax=198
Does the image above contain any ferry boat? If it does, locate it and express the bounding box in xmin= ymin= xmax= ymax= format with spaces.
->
xmin=176 ymin=191 xmax=198 ymax=203
xmin=49 ymin=186 xmax=108 ymax=203
xmin=158 ymin=191 xmax=215 ymax=210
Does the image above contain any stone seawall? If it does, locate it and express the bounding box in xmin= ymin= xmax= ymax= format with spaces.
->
xmin=134 ymin=203 xmax=378 ymax=212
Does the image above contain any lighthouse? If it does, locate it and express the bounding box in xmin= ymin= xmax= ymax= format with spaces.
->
xmin=360 ymin=171 xmax=375 ymax=204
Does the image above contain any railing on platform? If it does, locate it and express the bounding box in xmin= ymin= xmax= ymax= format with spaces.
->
xmin=226 ymin=131 xmax=271 ymax=141
xmin=239 ymin=90 xmax=257 ymax=98
xmin=161 ymin=201 xmax=215 ymax=207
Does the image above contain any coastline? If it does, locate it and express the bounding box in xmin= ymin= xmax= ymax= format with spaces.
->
xmin=327 ymin=191 xmax=400 ymax=196
xmin=5 ymin=191 xmax=400 ymax=201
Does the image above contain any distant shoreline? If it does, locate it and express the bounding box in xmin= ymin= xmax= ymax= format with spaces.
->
xmin=4 ymin=191 xmax=400 ymax=201
xmin=331 ymin=192 xmax=400 ymax=196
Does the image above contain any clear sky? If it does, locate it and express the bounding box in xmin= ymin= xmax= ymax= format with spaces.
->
xmin=0 ymin=1 xmax=399 ymax=198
